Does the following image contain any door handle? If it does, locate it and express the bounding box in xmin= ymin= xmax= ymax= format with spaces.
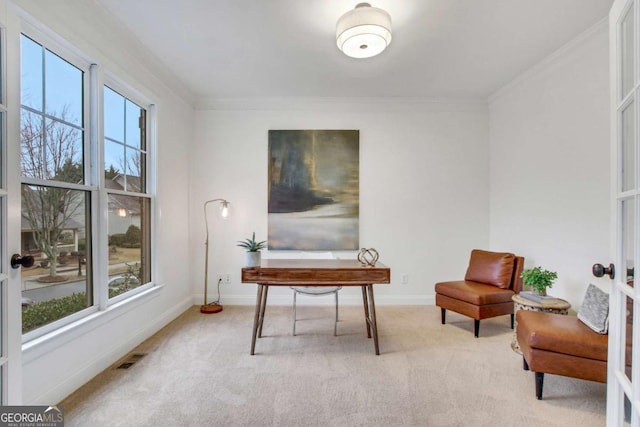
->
xmin=10 ymin=254 xmax=34 ymax=269
xmin=592 ymin=263 xmax=615 ymax=280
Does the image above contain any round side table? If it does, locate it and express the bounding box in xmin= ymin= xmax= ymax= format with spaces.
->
xmin=511 ymin=293 xmax=571 ymax=354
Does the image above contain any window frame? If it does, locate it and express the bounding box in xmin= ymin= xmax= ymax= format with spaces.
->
xmin=101 ymin=73 xmax=156 ymax=307
xmin=18 ymin=24 xmax=157 ymax=342
xmin=20 ymin=29 xmax=97 ymax=341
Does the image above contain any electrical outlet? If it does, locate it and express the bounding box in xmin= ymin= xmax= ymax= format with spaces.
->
xmin=225 ymin=274 xmax=231 ymax=284
xmin=401 ymin=274 xmax=409 ymax=284
xmin=216 ymin=274 xmax=223 ymax=283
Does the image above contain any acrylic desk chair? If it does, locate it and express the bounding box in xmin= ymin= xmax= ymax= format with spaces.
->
xmin=290 ymin=252 xmax=342 ymax=336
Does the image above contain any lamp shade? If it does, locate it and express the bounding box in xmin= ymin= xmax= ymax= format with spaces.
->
xmin=336 ymin=3 xmax=392 ymax=59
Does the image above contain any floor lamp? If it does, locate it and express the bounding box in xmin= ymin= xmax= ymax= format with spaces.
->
xmin=201 ymin=198 xmax=229 ymax=314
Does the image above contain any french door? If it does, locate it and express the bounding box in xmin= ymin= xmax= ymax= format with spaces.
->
xmin=0 ymin=4 xmax=23 ymax=404
xmin=611 ymin=0 xmax=640 ymax=424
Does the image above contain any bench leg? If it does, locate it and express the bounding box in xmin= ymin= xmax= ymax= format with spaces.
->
xmin=535 ymin=372 xmax=544 ymax=400
xmin=440 ymin=308 xmax=446 ymax=325
xmin=523 ymin=356 xmax=529 ymax=371
xmin=474 ymin=319 xmax=480 ymax=338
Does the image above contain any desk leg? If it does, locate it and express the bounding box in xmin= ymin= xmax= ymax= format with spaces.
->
xmin=366 ymin=284 xmax=380 ymax=355
xmin=258 ymin=285 xmax=269 ymax=338
xmin=250 ymin=285 xmax=264 ymax=355
xmin=361 ymin=286 xmax=371 ymax=338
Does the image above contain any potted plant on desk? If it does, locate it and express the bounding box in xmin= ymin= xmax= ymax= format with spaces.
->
xmin=521 ymin=266 xmax=558 ymax=296
xmin=237 ymin=232 xmax=266 ymax=267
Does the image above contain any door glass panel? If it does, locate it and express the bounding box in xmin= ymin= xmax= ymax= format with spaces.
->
xmin=21 ymin=185 xmax=92 ymax=333
xmin=0 ymin=280 xmax=3 ymax=357
xmin=621 ymin=4 xmax=635 ymax=100
xmin=623 ymin=199 xmax=635 ymax=289
xmin=0 ymin=113 xmax=3 ymax=188
xmin=626 ymin=295 xmax=634 ymax=382
xmin=622 ymin=101 xmax=636 ymax=192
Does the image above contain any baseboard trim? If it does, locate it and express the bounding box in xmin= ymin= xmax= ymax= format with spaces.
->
xmin=194 ymin=293 xmax=435 ymax=306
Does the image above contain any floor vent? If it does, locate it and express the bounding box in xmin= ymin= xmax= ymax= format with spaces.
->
xmin=116 ymin=352 xmax=146 ymax=369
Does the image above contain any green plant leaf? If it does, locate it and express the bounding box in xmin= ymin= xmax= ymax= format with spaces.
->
xmin=236 ymin=232 xmax=267 ymax=251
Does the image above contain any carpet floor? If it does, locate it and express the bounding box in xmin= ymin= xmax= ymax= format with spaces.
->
xmin=61 ymin=305 xmax=606 ymax=426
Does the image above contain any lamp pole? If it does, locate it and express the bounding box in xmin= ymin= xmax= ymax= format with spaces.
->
xmin=201 ymin=198 xmax=229 ymax=314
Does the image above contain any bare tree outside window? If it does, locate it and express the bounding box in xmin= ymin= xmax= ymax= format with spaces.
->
xmin=21 ymin=108 xmax=84 ymax=279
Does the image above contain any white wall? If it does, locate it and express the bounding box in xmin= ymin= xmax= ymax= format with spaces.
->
xmin=9 ymin=1 xmax=194 ymax=404
xmin=189 ymin=100 xmax=491 ymax=306
xmin=489 ymin=21 xmax=610 ymax=306
xmin=5 ymin=0 xmax=612 ymax=407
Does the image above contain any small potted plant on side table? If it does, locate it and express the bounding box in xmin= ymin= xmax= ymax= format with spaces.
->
xmin=237 ymin=232 xmax=266 ymax=267
xmin=521 ymin=266 xmax=558 ymax=296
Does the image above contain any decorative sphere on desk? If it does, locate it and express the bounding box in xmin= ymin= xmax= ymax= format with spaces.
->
xmin=358 ymin=248 xmax=379 ymax=267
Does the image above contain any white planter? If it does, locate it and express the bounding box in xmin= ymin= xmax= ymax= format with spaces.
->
xmin=245 ymin=251 xmax=261 ymax=267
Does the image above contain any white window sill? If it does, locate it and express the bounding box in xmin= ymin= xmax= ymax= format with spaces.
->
xmin=22 ymin=284 xmax=163 ymax=364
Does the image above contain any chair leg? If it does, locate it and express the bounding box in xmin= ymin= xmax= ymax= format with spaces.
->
xmin=334 ymin=291 xmax=339 ymax=336
xmin=292 ymin=290 xmax=297 ymax=336
xmin=535 ymin=372 xmax=544 ymax=400
xmin=522 ymin=356 xmax=529 ymax=371
xmin=440 ymin=308 xmax=446 ymax=324
xmin=510 ymin=313 xmax=515 ymax=329
xmin=474 ymin=319 xmax=480 ymax=338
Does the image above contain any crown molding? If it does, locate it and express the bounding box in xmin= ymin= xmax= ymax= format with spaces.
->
xmin=488 ymin=17 xmax=608 ymax=105
xmin=195 ymin=96 xmax=488 ymax=112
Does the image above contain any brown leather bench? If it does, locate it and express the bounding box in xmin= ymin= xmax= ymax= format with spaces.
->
xmin=516 ymin=310 xmax=608 ymax=399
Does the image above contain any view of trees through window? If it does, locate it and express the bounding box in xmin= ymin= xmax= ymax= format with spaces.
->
xmin=20 ymin=35 xmax=91 ymax=333
xmin=104 ymin=86 xmax=150 ymax=298
xmin=19 ymin=35 xmax=152 ymax=335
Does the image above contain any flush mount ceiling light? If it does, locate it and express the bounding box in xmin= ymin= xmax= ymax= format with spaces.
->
xmin=336 ymin=2 xmax=392 ymax=59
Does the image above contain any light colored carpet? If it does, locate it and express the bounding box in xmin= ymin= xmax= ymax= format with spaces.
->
xmin=61 ymin=305 xmax=606 ymax=426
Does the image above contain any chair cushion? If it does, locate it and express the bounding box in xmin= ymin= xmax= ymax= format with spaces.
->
xmin=517 ymin=310 xmax=608 ymax=361
xmin=464 ymin=249 xmax=515 ymax=289
xmin=435 ymin=280 xmax=515 ymax=305
xmin=577 ymin=284 xmax=609 ymax=334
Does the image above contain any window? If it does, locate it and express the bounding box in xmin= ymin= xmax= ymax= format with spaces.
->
xmin=104 ymin=86 xmax=151 ymax=299
xmin=19 ymin=33 xmax=154 ymax=337
xmin=20 ymin=35 xmax=92 ymax=335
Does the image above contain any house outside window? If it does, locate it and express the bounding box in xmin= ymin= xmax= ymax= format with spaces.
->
xmin=20 ymin=34 xmax=93 ymax=335
xmin=19 ymin=33 xmax=155 ymax=337
xmin=104 ymin=85 xmax=151 ymax=299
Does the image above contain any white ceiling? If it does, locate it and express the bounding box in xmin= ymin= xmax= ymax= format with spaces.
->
xmin=95 ymin=0 xmax=613 ymax=102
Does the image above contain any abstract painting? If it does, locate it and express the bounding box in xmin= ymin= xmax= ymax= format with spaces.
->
xmin=268 ymin=130 xmax=359 ymax=250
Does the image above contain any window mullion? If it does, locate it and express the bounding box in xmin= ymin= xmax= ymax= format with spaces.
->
xmin=90 ymin=64 xmax=108 ymax=310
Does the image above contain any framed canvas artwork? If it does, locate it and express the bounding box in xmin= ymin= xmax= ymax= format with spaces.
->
xmin=268 ymin=130 xmax=359 ymax=250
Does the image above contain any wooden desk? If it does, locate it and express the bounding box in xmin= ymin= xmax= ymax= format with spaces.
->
xmin=241 ymin=259 xmax=391 ymax=355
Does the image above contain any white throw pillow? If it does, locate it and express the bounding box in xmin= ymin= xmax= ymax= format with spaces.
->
xmin=577 ymin=284 xmax=610 ymax=334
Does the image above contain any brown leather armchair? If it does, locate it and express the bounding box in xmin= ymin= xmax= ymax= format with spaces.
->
xmin=516 ymin=310 xmax=608 ymax=399
xmin=435 ymin=249 xmax=524 ymax=337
